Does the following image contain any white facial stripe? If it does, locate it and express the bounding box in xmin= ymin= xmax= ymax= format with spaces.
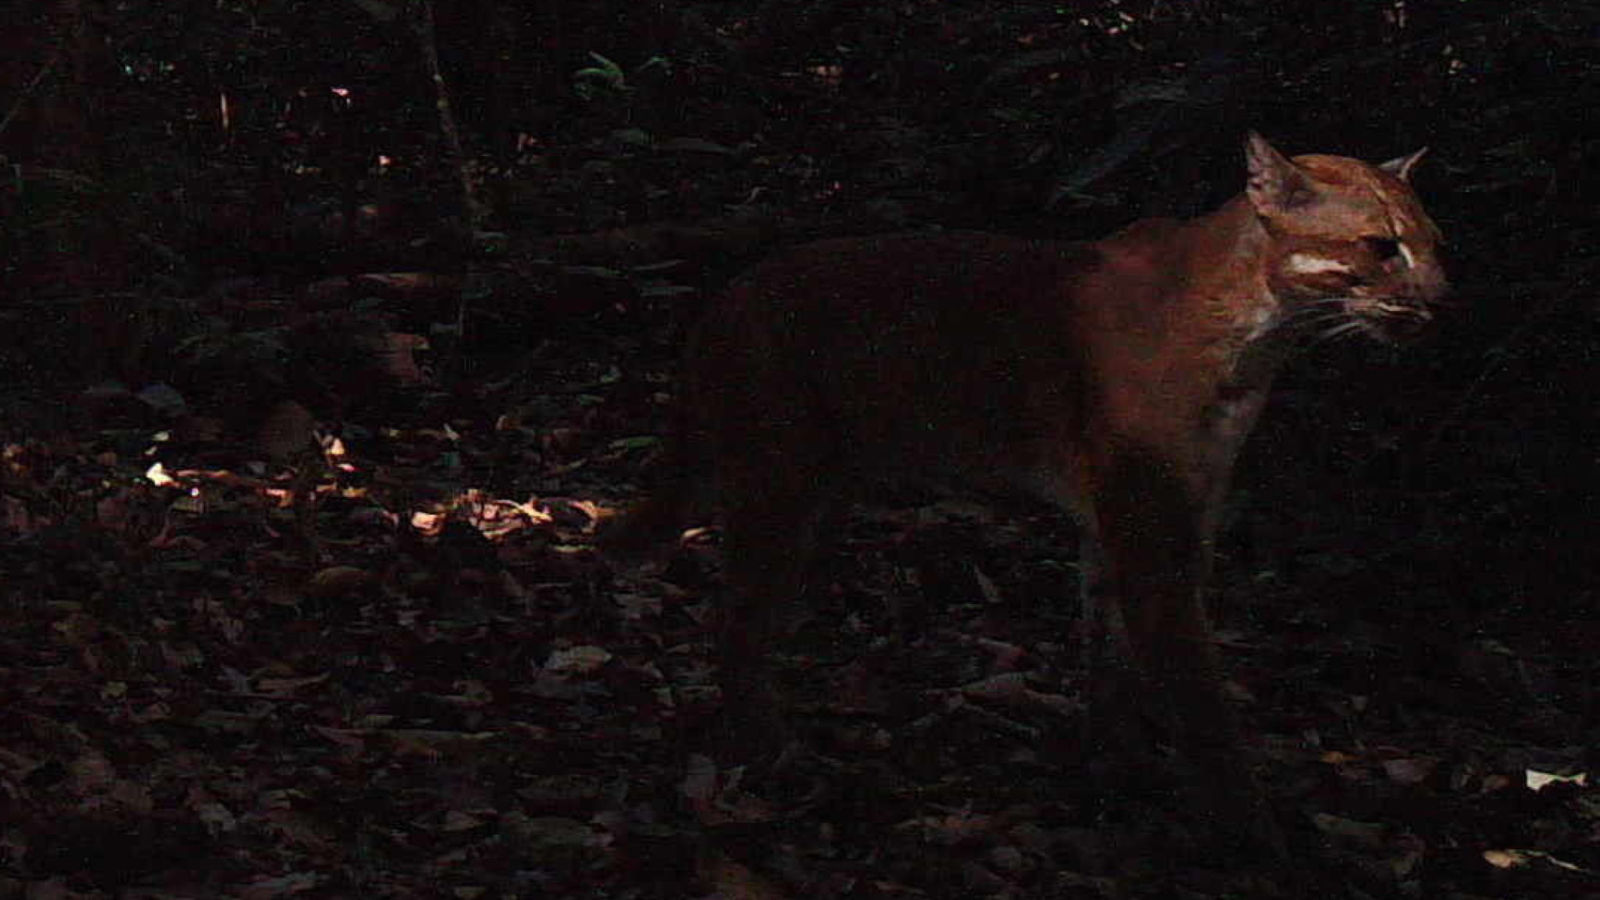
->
xmin=1286 ymin=253 xmax=1352 ymax=275
xmin=1383 ymin=205 xmax=1425 ymax=269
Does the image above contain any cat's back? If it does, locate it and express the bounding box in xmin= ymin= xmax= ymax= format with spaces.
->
xmin=682 ymin=231 xmax=1107 ymax=480
xmin=693 ymin=231 xmax=1103 ymax=365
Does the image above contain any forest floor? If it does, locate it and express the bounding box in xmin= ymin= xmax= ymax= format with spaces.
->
xmin=2 ymin=296 xmax=1596 ymax=898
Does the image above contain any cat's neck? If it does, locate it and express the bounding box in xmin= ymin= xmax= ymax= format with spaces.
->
xmin=1093 ymin=195 xmax=1286 ymax=369
xmin=1180 ymin=196 xmax=1277 ymax=302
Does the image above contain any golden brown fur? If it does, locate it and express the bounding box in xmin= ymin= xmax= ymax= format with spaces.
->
xmin=609 ymin=134 xmax=1446 ymax=855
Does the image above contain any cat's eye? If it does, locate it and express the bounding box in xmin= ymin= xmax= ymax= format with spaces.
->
xmin=1364 ymin=236 xmax=1402 ymax=262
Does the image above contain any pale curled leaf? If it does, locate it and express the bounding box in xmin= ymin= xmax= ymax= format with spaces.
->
xmin=544 ymin=645 xmax=613 ymax=673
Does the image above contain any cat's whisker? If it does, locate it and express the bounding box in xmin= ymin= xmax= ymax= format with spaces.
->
xmin=1285 ymin=308 xmax=1356 ymax=345
xmin=1312 ymin=318 xmax=1369 ymax=346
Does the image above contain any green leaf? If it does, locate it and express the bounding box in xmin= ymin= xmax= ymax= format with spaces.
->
xmin=609 ymin=436 xmax=663 ymax=451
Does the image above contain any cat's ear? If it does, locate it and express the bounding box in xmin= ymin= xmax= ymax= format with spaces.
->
xmin=1245 ymin=132 xmax=1314 ymax=214
xmin=1379 ymin=147 xmax=1429 ymax=182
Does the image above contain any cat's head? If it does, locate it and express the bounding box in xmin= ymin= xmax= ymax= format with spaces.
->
xmin=1246 ymin=132 xmax=1448 ymax=343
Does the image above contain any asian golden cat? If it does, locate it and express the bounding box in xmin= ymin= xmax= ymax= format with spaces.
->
xmin=607 ymin=133 xmax=1446 ymax=855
